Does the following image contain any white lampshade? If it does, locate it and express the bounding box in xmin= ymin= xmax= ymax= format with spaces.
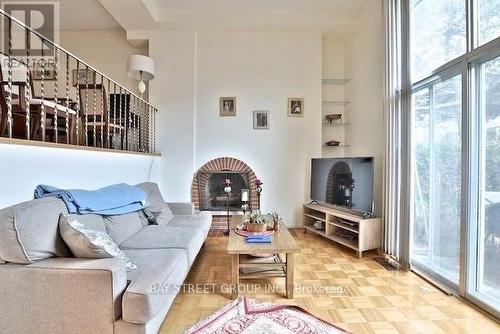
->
xmin=127 ymin=55 xmax=155 ymax=81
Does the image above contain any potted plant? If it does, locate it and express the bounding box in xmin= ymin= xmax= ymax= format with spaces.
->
xmin=246 ymin=213 xmax=268 ymax=232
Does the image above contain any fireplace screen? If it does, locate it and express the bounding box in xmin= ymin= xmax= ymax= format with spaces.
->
xmin=197 ymin=171 xmax=251 ymax=211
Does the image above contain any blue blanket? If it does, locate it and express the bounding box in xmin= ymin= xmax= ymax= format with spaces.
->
xmin=34 ymin=183 xmax=148 ymax=215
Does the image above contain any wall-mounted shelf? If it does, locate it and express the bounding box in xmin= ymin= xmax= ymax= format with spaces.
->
xmin=322 ymin=79 xmax=350 ymax=85
xmin=322 ymin=101 xmax=349 ymax=106
xmin=323 ymin=144 xmax=350 ymax=148
xmin=322 ymin=123 xmax=350 ymax=127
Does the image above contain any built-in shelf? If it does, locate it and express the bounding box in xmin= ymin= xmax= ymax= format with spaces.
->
xmin=322 ymin=123 xmax=350 ymax=127
xmin=322 ymin=79 xmax=350 ymax=85
xmin=322 ymin=77 xmax=348 ymax=155
xmin=322 ymin=101 xmax=349 ymax=105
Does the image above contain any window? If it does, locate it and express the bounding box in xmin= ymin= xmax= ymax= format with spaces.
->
xmin=410 ymin=0 xmax=466 ymax=82
xmin=411 ymin=75 xmax=462 ymax=284
xmin=403 ymin=0 xmax=500 ymax=318
xmin=478 ymin=0 xmax=500 ymax=46
xmin=475 ymin=56 xmax=500 ymax=306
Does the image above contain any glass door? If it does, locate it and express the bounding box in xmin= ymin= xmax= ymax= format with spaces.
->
xmin=411 ymin=74 xmax=462 ymax=286
xmin=470 ymin=55 xmax=500 ymax=312
xmin=402 ymin=0 xmax=500 ymax=318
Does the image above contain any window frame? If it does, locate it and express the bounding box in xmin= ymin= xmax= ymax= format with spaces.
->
xmin=467 ymin=52 xmax=500 ymax=313
xmin=409 ymin=68 xmax=464 ymax=292
xmin=401 ymin=0 xmax=500 ymax=318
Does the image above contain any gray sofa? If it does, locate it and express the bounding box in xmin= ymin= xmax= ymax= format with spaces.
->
xmin=0 ymin=182 xmax=212 ymax=334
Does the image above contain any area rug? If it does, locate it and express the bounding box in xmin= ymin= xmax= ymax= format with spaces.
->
xmin=185 ymin=297 xmax=349 ymax=334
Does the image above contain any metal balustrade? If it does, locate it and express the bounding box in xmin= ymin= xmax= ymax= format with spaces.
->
xmin=0 ymin=9 xmax=158 ymax=155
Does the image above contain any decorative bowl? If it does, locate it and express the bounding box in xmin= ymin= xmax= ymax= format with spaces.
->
xmin=325 ymin=140 xmax=341 ymax=146
xmin=246 ymin=222 xmax=268 ymax=232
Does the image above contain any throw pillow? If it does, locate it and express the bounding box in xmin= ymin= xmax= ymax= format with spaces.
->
xmin=59 ymin=215 xmax=137 ymax=271
xmin=104 ymin=212 xmax=144 ymax=245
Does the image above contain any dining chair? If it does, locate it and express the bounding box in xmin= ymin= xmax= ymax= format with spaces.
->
xmin=78 ymin=84 xmax=125 ymax=148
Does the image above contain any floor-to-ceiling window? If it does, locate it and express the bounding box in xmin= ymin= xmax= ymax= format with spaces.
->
xmin=404 ymin=0 xmax=500 ymax=317
xmin=473 ymin=54 xmax=500 ymax=309
xmin=411 ymin=74 xmax=462 ymax=285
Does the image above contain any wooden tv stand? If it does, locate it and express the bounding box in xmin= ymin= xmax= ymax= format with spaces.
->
xmin=303 ymin=204 xmax=381 ymax=258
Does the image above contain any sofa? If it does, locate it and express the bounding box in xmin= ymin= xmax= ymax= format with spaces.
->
xmin=0 ymin=182 xmax=212 ymax=334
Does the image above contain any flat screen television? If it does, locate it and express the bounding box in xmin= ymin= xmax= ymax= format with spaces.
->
xmin=310 ymin=157 xmax=374 ymax=214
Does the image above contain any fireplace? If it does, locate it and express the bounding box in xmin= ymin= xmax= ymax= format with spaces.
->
xmin=198 ymin=171 xmax=250 ymax=211
xmin=191 ymin=157 xmax=260 ymax=229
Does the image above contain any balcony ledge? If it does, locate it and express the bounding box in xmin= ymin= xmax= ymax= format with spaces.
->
xmin=0 ymin=137 xmax=161 ymax=157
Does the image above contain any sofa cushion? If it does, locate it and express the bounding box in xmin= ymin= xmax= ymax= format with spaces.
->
xmin=59 ymin=215 xmax=137 ymax=271
xmin=122 ymin=249 xmax=189 ymax=324
xmin=167 ymin=211 xmax=212 ymax=238
xmin=104 ymin=212 xmax=143 ymax=245
xmin=0 ymin=197 xmax=70 ymax=264
xmin=136 ymin=182 xmax=174 ymax=225
xmin=120 ymin=225 xmax=205 ymax=265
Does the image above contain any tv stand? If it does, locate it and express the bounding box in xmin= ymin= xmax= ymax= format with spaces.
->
xmin=303 ymin=204 xmax=381 ymax=258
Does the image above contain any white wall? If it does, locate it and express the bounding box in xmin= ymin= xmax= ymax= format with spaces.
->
xmin=345 ymin=0 xmax=385 ymax=216
xmin=33 ymin=30 xmax=148 ymax=99
xmin=149 ymin=32 xmax=196 ymax=202
xmin=0 ymin=143 xmax=161 ymax=208
xmin=60 ymin=30 xmax=147 ymax=94
xmin=150 ymin=32 xmax=322 ymax=226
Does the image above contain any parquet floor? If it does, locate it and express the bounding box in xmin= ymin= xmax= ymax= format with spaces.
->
xmin=160 ymin=230 xmax=500 ymax=334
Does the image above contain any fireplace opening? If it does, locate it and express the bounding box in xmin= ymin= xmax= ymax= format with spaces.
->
xmin=198 ymin=171 xmax=250 ymax=211
xmin=191 ymin=157 xmax=260 ymax=230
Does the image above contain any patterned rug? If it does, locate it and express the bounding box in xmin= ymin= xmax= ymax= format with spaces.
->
xmin=185 ymin=297 xmax=349 ymax=334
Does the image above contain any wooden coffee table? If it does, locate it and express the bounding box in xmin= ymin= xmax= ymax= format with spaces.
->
xmin=227 ymin=215 xmax=299 ymax=299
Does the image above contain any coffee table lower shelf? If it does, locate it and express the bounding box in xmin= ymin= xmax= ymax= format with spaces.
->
xmin=230 ymin=252 xmax=295 ymax=299
xmin=239 ymin=254 xmax=286 ymax=279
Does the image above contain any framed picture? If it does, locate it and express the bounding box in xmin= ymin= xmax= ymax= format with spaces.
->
xmin=32 ymin=67 xmax=56 ymax=81
xmin=253 ymin=110 xmax=269 ymax=129
xmin=219 ymin=97 xmax=236 ymax=116
xmin=288 ymin=97 xmax=304 ymax=117
xmin=72 ymin=69 xmax=96 ymax=87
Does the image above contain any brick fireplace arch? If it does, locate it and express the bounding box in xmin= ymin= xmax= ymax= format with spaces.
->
xmin=191 ymin=157 xmax=259 ymax=212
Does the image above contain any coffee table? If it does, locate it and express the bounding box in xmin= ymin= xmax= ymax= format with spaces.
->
xmin=227 ymin=215 xmax=299 ymax=299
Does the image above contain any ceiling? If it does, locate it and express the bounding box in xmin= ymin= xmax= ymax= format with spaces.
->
xmin=5 ymin=0 xmax=367 ymax=34
xmin=145 ymin=0 xmax=366 ymax=12
xmin=100 ymin=0 xmax=367 ymax=33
